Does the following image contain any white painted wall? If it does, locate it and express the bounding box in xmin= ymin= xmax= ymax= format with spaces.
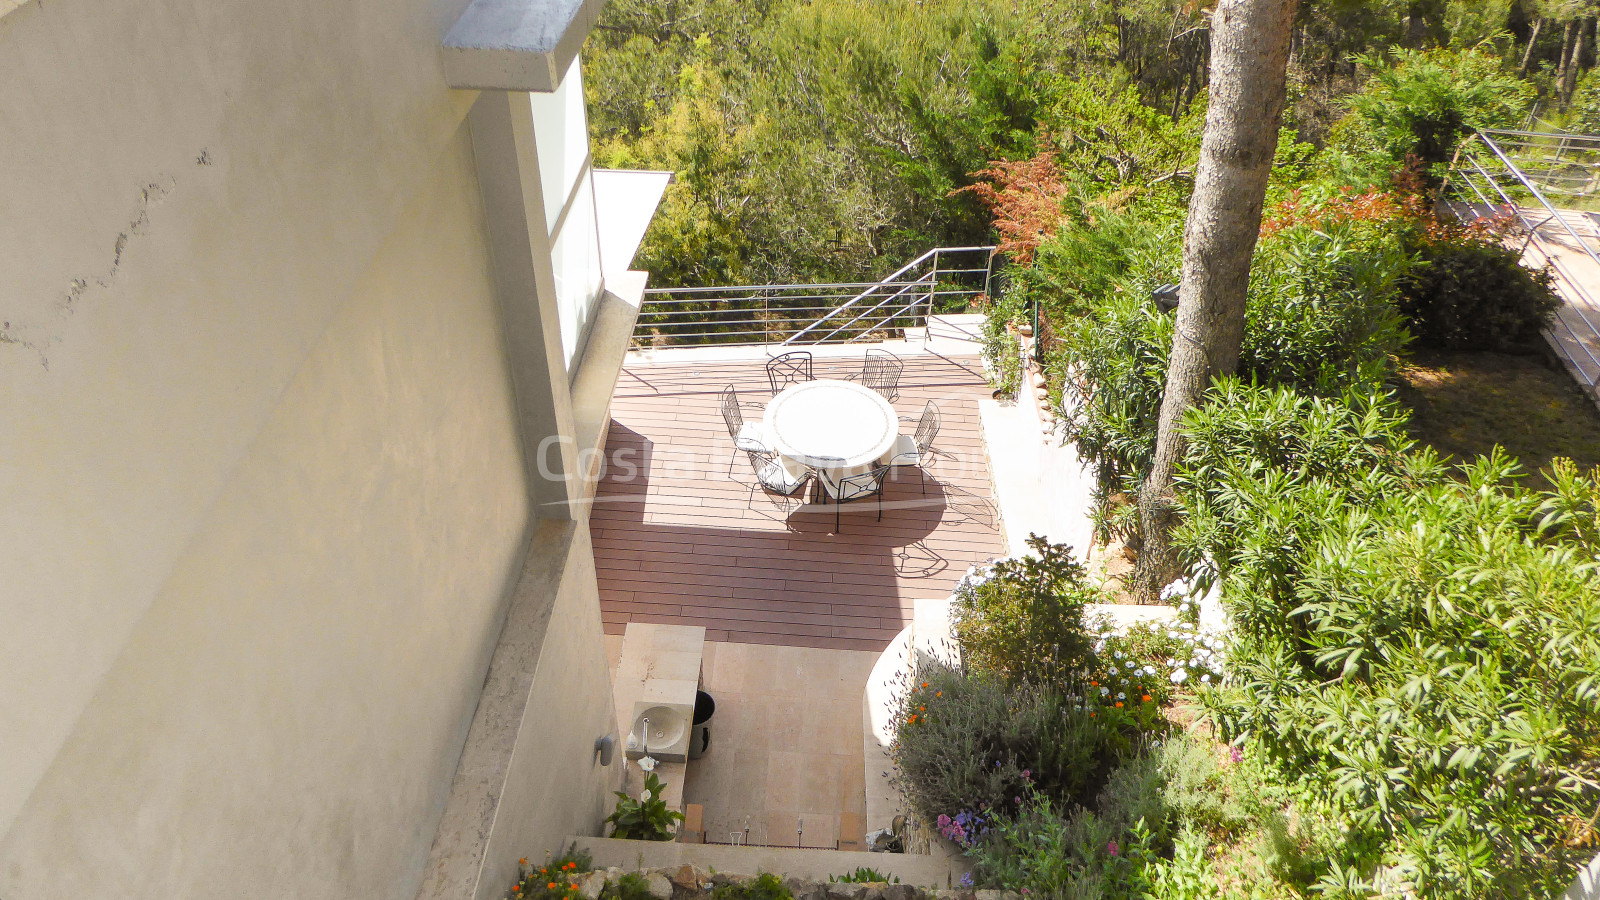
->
xmin=529 ymin=56 xmax=605 ymax=368
xmin=0 ymin=0 xmax=618 ymax=895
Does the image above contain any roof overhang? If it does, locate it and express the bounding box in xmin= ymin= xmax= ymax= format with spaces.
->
xmin=441 ymin=0 xmax=605 ymax=92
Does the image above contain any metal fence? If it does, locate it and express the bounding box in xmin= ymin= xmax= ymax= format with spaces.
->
xmin=1442 ymin=129 xmax=1600 ymax=395
xmin=631 ymin=246 xmax=996 ymax=349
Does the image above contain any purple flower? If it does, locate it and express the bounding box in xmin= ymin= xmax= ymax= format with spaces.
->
xmin=1014 ymin=796 xmax=1022 ymax=804
xmin=1229 ymin=746 xmax=1245 ymax=764
xmin=959 ymin=874 xmax=975 ymax=888
xmin=1021 ymin=769 xmax=1031 ymax=779
xmin=1107 ymin=840 xmax=1119 ymax=857
xmin=937 ymin=813 xmax=951 ymax=827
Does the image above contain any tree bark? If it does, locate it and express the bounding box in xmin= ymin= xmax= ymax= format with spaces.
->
xmin=1131 ymin=0 xmax=1298 ymax=602
xmin=1559 ymin=18 xmax=1580 ymax=102
xmin=1567 ymin=18 xmax=1592 ymax=101
xmin=1521 ymin=18 xmax=1544 ymax=76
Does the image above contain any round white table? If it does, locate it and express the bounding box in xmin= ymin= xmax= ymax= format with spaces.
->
xmin=763 ymin=379 xmax=898 ymax=475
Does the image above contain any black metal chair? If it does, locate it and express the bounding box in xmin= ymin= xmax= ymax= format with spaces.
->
xmin=819 ymin=464 xmax=891 ymax=532
xmin=766 ymin=351 xmax=814 ymax=394
xmin=851 ymin=348 xmax=903 ymax=401
xmin=883 ymin=400 xmax=941 ymax=494
xmin=741 ymin=449 xmax=814 ymax=516
xmin=720 ymin=384 xmax=770 ymax=475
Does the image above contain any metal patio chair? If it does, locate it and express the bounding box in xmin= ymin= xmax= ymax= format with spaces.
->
xmin=849 ymin=348 xmax=903 ymax=402
xmin=740 ymin=448 xmax=814 ymax=517
xmin=720 ymin=384 xmax=772 ymax=475
xmin=882 ymin=400 xmax=940 ymax=495
xmin=818 ymin=464 xmax=891 ymax=532
xmin=765 ymin=351 xmax=814 ymax=395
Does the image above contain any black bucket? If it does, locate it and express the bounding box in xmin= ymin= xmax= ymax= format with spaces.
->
xmin=689 ymin=690 xmax=715 ymax=760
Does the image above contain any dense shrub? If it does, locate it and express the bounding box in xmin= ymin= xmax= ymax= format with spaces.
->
xmin=1330 ymin=49 xmax=1532 ymax=177
xmin=951 ymin=536 xmax=1106 ymax=685
xmin=1399 ymin=232 xmax=1560 ymax=352
xmin=1179 ymin=385 xmax=1600 ymax=899
xmin=891 ymin=662 xmax=1144 ymax=825
xmin=966 ymin=734 xmax=1287 ymax=898
xmin=1056 ymin=219 xmax=1413 ymax=530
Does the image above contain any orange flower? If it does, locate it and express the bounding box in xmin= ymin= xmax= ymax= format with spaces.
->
xmin=1115 ymin=701 xmax=1124 ymax=708
xmin=520 ymin=858 xmax=529 ymax=865
xmin=541 ymin=869 xmax=549 ymax=875
xmin=921 ymin=682 xmax=929 ymax=688
xmin=548 ymin=883 xmax=558 ymax=890
xmin=1090 ymin=681 xmax=1098 ymax=687
xmin=1089 ymin=711 xmax=1095 ymax=717
xmin=936 ymin=691 xmax=942 ymax=697
xmin=1141 ymin=695 xmax=1152 ymax=703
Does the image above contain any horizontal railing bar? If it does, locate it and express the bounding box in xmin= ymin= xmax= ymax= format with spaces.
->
xmin=643 ymin=282 xmax=884 ymax=295
xmin=638 ymin=290 xmax=982 ymax=309
xmin=637 ymin=293 xmax=931 ymax=305
xmin=637 ymin=298 xmax=981 ymax=320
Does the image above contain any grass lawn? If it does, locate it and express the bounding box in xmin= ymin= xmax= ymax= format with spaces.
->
xmin=1394 ymin=349 xmax=1600 ymax=488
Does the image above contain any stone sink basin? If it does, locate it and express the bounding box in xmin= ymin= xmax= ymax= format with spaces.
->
xmin=625 ymin=702 xmax=690 ymax=762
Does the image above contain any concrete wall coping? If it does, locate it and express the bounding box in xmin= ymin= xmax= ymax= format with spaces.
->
xmin=442 ymin=0 xmax=605 ymax=91
xmin=416 ymin=520 xmax=584 ymax=900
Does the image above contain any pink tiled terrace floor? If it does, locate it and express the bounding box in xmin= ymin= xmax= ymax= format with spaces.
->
xmin=591 ymin=351 xmax=1005 ymax=651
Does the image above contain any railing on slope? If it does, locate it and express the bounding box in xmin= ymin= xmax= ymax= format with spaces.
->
xmin=631 ymin=246 xmax=995 ymax=349
xmin=1442 ymin=129 xmax=1600 ymax=396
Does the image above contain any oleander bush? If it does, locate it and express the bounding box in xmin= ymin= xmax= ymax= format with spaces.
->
xmin=1055 ymin=217 xmax=1413 ymax=534
xmin=1178 ymin=384 xmax=1600 ymax=899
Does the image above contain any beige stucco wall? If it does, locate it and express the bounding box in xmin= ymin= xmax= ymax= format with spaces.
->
xmin=0 ymin=0 xmax=620 ymax=895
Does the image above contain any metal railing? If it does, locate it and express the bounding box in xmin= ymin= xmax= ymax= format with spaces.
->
xmin=1442 ymin=129 xmax=1600 ymax=395
xmin=631 ymin=246 xmax=995 ymax=349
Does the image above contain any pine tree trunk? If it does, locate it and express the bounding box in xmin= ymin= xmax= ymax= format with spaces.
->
xmin=1131 ymin=0 xmax=1298 ymax=602
xmin=1560 ymin=18 xmax=1580 ymax=102
xmin=1521 ymin=18 xmax=1544 ymax=75
xmin=1567 ymin=18 xmax=1591 ymax=101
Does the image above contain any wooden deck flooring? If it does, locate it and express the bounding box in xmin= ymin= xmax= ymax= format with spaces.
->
xmin=590 ymin=351 xmax=1005 ymax=651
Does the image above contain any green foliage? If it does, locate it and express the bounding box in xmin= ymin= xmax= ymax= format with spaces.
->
xmin=710 ymin=874 xmax=792 ymax=900
xmin=979 ymin=286 xmax=1026 ymax=398
xmin=1054 ymin=216 xmax=1413 ymax=532
xmin=951 ymin=535 xmax=1107 ymax=685
xmin=505 ymin=850 xmax=595 ymax=900
xmin=1566 ymin=68 xmax=1600 ymax=136
xmin=965 ymin=796 xmax=1159 ymax=900
xmin=604 ymin=772 xmax=686 ymax=841
xmin=1399 ymin=230 xmax=1560 ymax=351
xmin=604 ymin=874 xmax=656 ymax=900
xmin=1332 ymin=49 xmax=1533 ymax=173
xmin=1181 ymin=385 xmax=1600 ymax=898
xmin=828 ymin=868 xmax=897 ymax=884
xmin=892 ymin=662 xmax=1141 ymax=823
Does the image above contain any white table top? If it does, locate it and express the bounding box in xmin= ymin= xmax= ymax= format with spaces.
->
xmin=764 ymin=379 xmax=898 ymax=469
